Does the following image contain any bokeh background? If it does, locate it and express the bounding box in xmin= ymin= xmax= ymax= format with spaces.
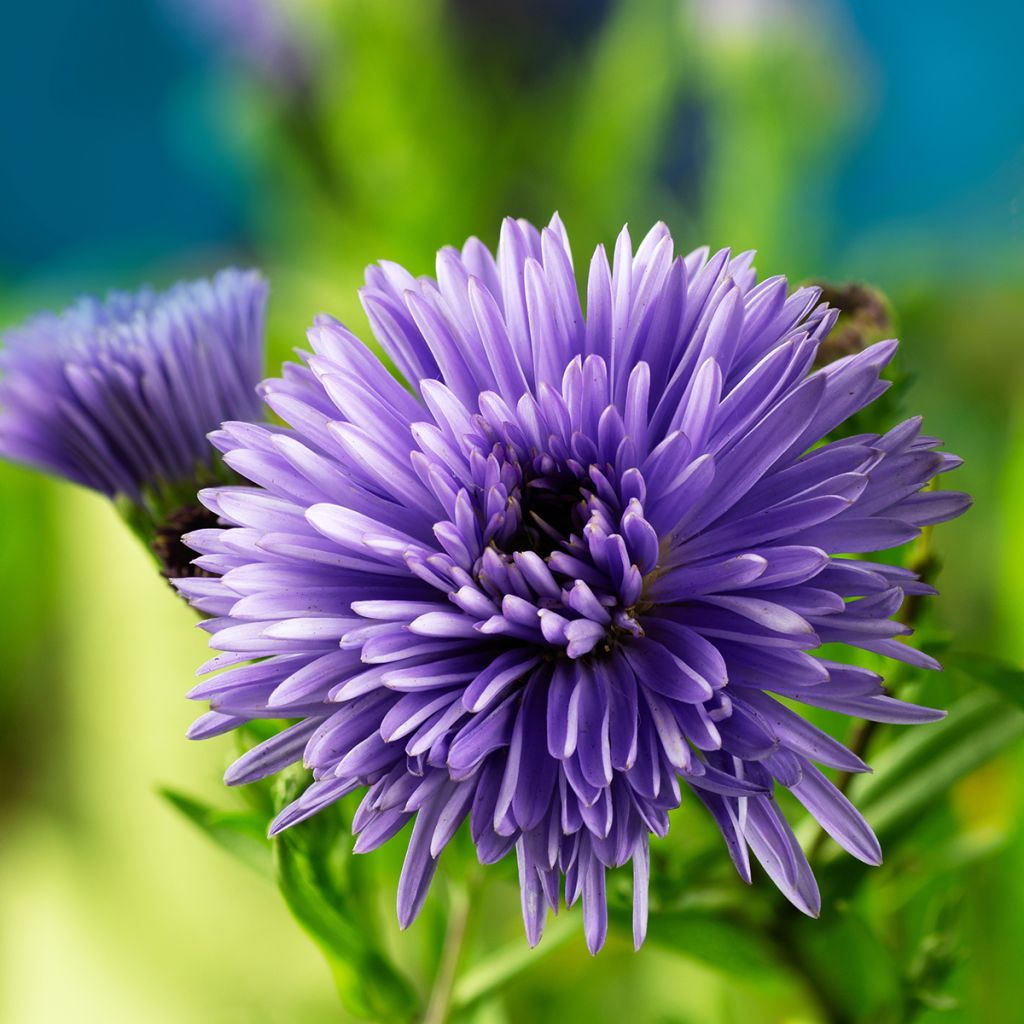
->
xmin=1 ymin=1 xmax=1021 ymax=1021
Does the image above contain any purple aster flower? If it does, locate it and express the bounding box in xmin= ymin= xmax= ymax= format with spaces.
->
xmin=178 ymin=217 xmax=969 ymax=953
xmin=0 ymin=269 xmax=267 ymax=508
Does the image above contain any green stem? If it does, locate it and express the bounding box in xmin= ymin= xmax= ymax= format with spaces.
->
xmin=423 ymin=882 xmax=472 ymax=1024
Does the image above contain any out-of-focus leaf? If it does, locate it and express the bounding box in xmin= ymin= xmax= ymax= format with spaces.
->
xmin=461 ymin=998 xmax=513 ymax=1024
xmin=851 ymin=691 xmax=1024 ymax=844
xmin=160 ymin=786 xmax=273 ymax=878
xmin=882 ymin=828 xmax=1005 ymax=916
xmin=944 ymin=650 xmax=1024 ymax=711
xmin=453 ymin=912 xmax=578 ymax=1013
xmin=788 ymin=907 xmax=904 ymax=1024
xmin=0 ymin=468 xmax=60 ymax=818
xmin=635 ymin=909 xmax=785 ymax=983
xmin=163 ymin=781 xmax=417 ymax=1021
xmin=905 ymin=894 xmax=963 ymax=1018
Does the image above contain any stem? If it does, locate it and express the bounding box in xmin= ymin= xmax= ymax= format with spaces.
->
xmin=423 ymin=883 xmax=472 ymax=1024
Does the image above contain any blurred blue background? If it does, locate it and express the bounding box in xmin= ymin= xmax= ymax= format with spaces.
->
xmin=6 ymin=1 xmax=1021 ymax=281
xmin=1 ymin=2 xmax=1021 ymax=1021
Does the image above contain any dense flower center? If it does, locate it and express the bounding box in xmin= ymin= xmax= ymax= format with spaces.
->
xmin=419 ymin=398 xmax=654 ymax=661
xmin=508 ymin=460 xmax=588 ymax=558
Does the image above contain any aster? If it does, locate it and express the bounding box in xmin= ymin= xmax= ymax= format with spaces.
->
xmin=0 ymin=268 xmax=267 ymax=516
xmin=178 ymin=217 xmax=968 ymax=953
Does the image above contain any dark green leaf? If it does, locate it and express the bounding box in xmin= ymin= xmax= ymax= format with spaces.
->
xmin=904 ymin=894 xmax=963 ymax=1018
xmin=944 ymin=650 xmax=1024 ymax=711
xmin=637 ymin=908 xmax=785 ymax=984
xmin=788 ymin=907 xmax=904 ymax=1024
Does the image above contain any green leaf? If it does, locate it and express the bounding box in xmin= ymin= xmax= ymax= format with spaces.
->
xmin=159 ymin=786 xmax=273 ymax=878
xmin=637 ymin=909 xmax=786 ymax=984
xmin=787 ymin=907 xmax=904 ymax=1024
xmin=904 ymin=893 xmax=963 ymax=1018
xmin=261 ymin=767 xmax=419 ymax=1020
xmin=273 ymin=828 xmax=420 ymax=1023
xmin=452 ymin=912 xmax=579 ymax=1012
xmin=850 ymin=690 xmax=1024 ymax=845
xmin=943 ymin=650 xmax=1024 ymax=711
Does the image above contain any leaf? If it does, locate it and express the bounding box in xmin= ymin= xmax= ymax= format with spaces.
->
xmin=160 ymin=781 xmax=419 ymax=1021
xmin=452 ymin=912 xmax=579 ymax=1012
xmin=943 ymin=650 xmax=1024 ymax=711
xmin=904 ymin=892 xmax=963 ymax=1017
xmin=274 ymin=828 xmax=420 ymax=1023
xmin=850 ymin=690 xmax=1024 ymax=845
xmin=807 ymin=691 xmax=1024 ymax=901
xmin=788 ymin=907 xmax=904 ymax=1024
xmin=160 ymin=786 xmax=273 ymax=878
xmin=635 ymin=908 xmax=786 ymax=985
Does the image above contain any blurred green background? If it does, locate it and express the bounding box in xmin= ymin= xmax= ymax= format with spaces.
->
xmin=0 ymin=1 xmax=1021 ymax=1021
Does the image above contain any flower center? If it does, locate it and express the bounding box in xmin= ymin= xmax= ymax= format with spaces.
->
xmin=445 ymin=437 xmax=649 ymax=660
xmin=506 ymin=460 xmax=592 ymax=559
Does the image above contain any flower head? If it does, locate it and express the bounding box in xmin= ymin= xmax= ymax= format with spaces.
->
xmin=179 ymin=218 xmax=968 ymax=952
xmin=0 ymin=269 xmax=267 ymax=506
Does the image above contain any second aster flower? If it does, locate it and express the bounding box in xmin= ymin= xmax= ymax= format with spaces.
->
xmin=0 ymin=268 xmax=267 ymax=506
xmin=0 ymin=269 xmax=268 ymax=573
xmin=179 ymin=217 xmax=969 ymax=953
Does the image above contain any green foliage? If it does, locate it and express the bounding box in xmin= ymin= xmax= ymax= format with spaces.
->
xmin=849 ymin=691 xmax=1024 ymax=848
xmin=452 ymin=914 xmax=579 ymax=1013
xmin=162 ymin=775 xmax=420 ymax=1022
xmin=786 ymin=908 xmax=904 ymax=1024
xmin=274 ymin=823 xmax=421 ymax=1022
xmin=639 ymin=909 xmax=785 ymax=984
xmin=159 ymin=787 xmax=273 ymax=878
xmin=943 ymin=651 xmax=1024 ymax=711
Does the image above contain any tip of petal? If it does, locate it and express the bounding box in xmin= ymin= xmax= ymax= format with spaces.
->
xmin=870 ymin=336 xmax=900 ymax=361
xmin=863 ymin=847 xmax=884 ymax=868
xmin=267 ymin=813 xmax=294 ymax=838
